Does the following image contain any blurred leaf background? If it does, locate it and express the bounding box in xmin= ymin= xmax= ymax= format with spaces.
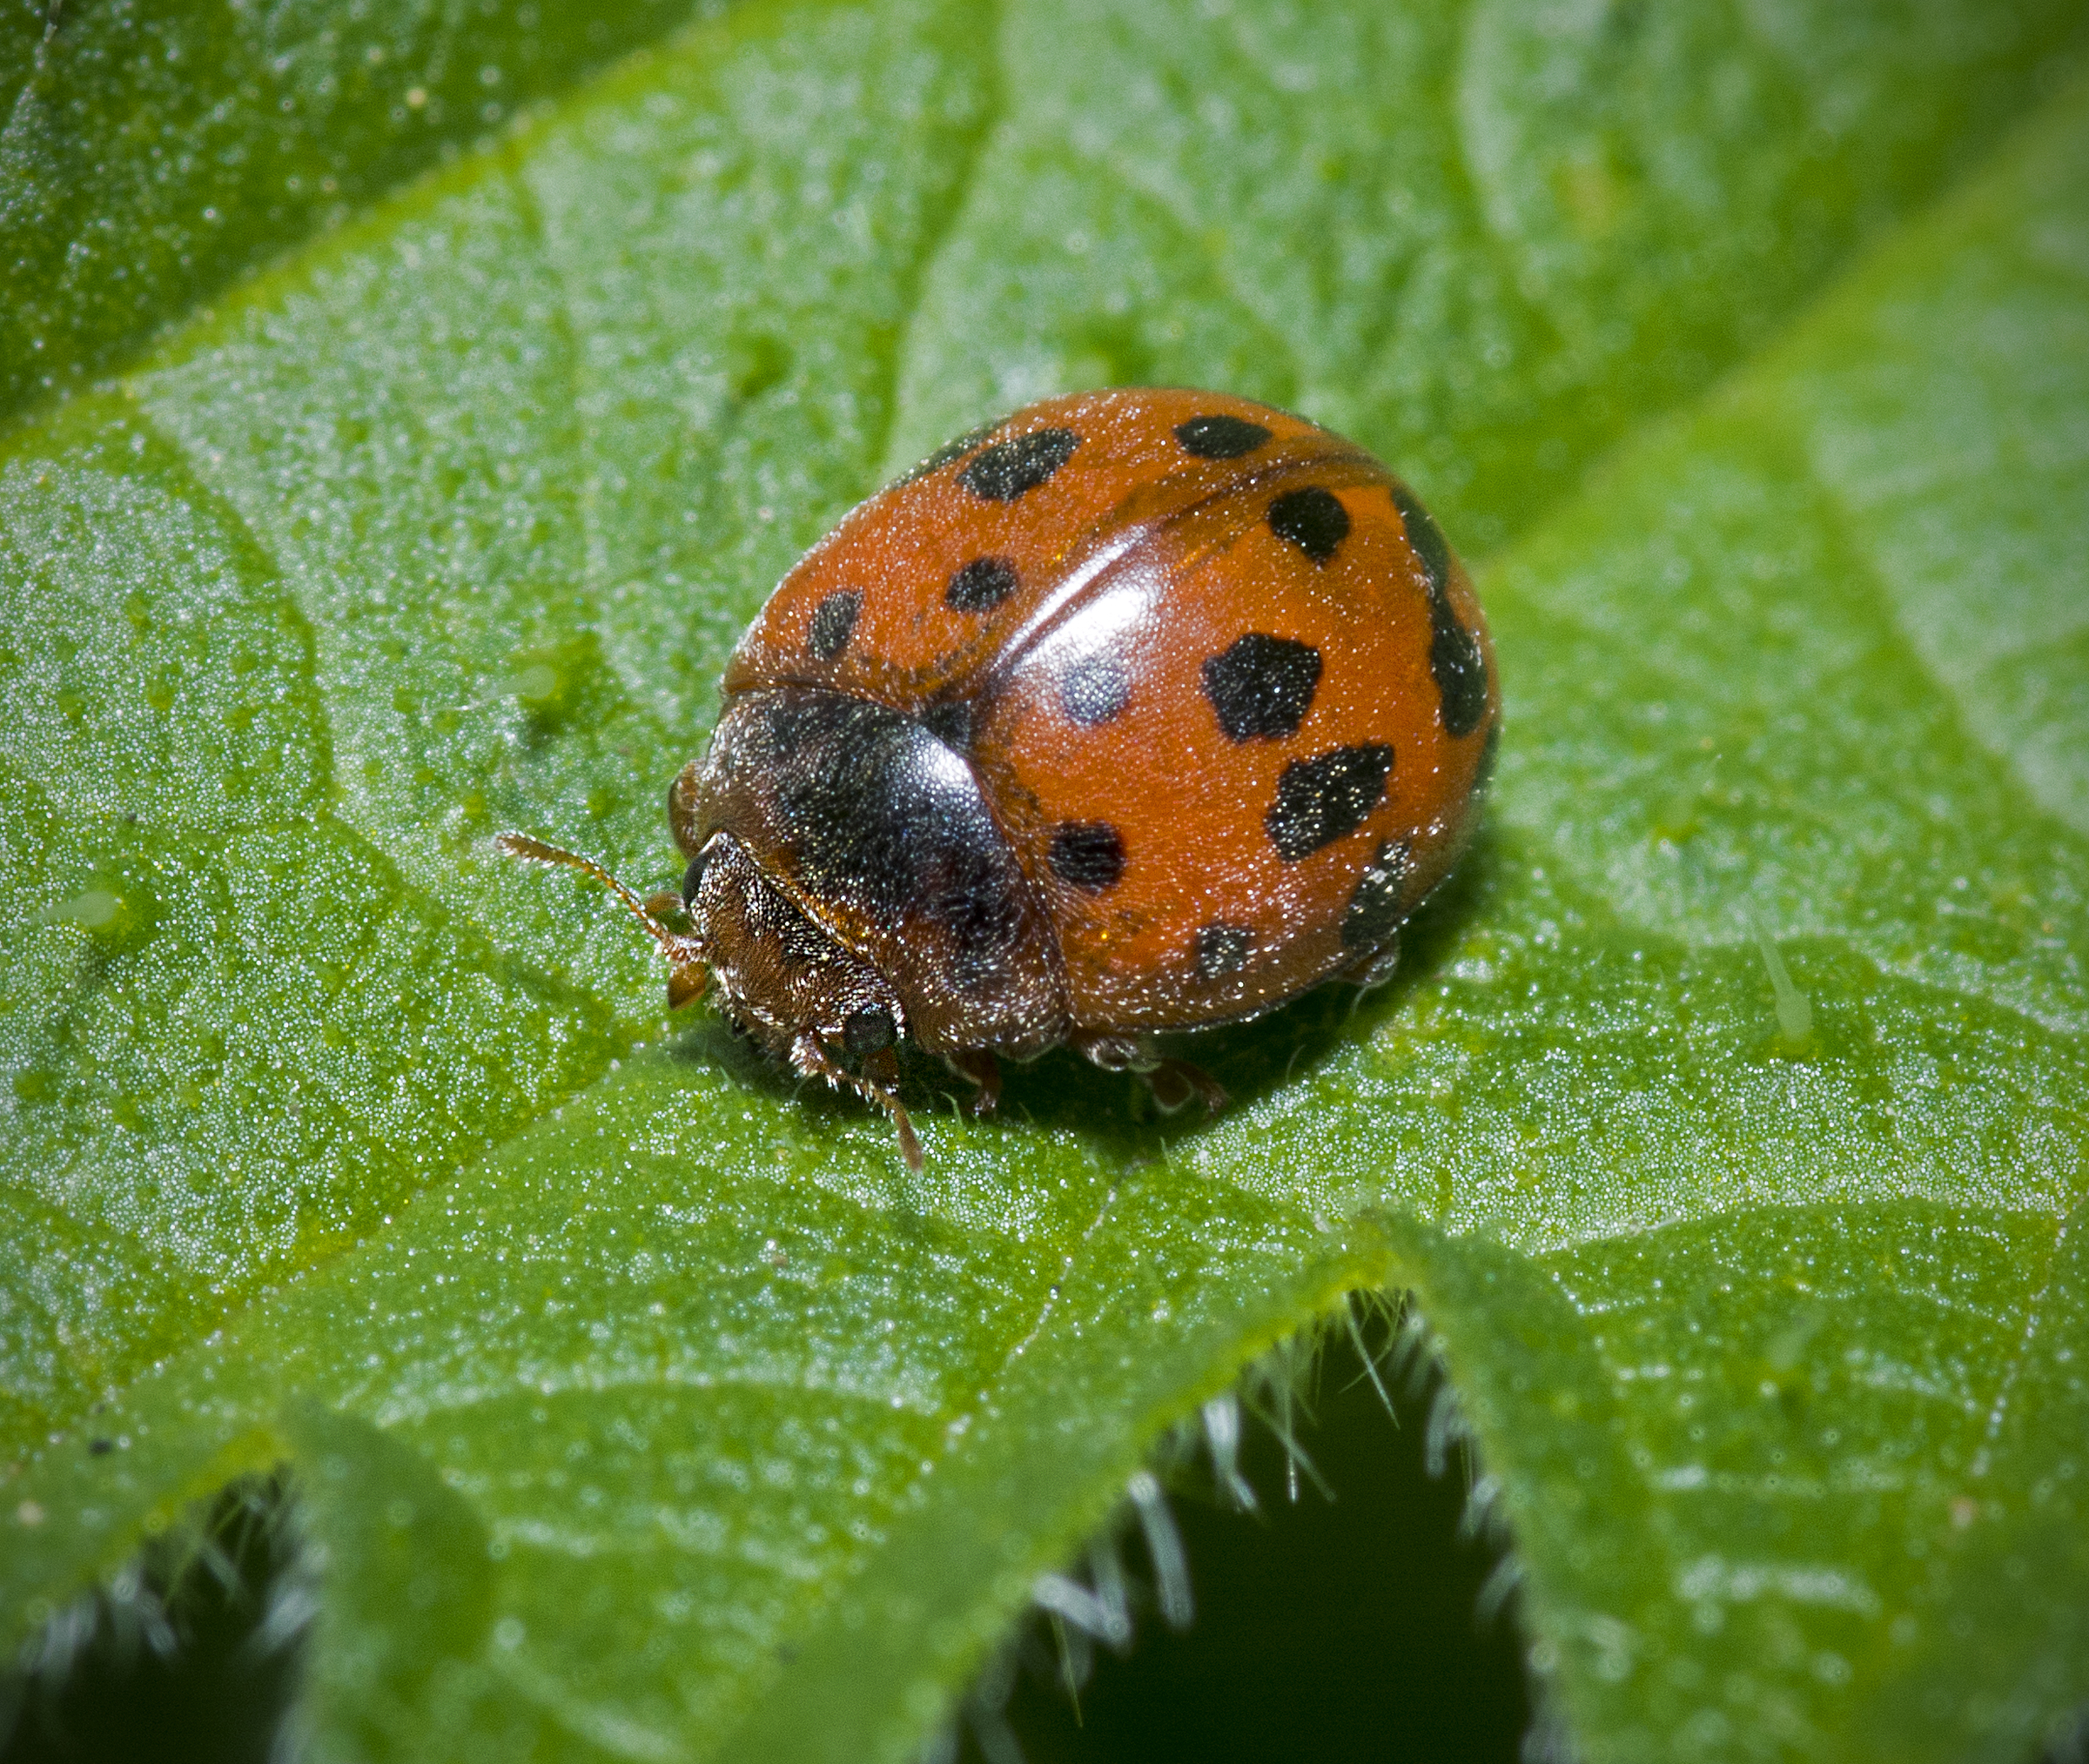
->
xmin=3 ymin=1 xmax=2087 ymax=1760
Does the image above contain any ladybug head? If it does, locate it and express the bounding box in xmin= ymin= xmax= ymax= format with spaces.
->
xmin=494 ymin=827 xmax=921 ymax=1168
xmin=677 ymin=833 xmax=903 ymax=1046
xmin=682 ymin=837 xmax=917 ymax=1158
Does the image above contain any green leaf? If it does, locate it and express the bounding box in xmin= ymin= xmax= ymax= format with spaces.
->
xmin=0 ymin=0 xmax=730 ymax=420
xmin=4 ymin=2 xmax=2086 ymax=1761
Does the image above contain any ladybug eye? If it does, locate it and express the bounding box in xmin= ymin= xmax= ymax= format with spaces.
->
xmin=843 ymin=1006 xmax=897 ymax=1057
xmin=682 ymin=853 xmax=709 ymax=905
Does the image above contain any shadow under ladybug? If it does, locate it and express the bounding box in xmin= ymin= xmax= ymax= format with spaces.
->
xmin=499 ymin=388 xmax=1500 ymax=1170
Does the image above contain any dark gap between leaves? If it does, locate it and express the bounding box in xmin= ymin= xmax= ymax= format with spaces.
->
xmin=0 ymin=1331 xmax=1538 ymax=1764
xmin=1 ymin=1476 xmax=299 ymax=1764
xmin=958 ymin=1325 xmax=1532 ymax=1764
xmin=10 ymin=1331 xmax=2088 ymax=1759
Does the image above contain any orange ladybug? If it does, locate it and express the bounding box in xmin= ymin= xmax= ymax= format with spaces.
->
xmin=501 ymin=390 xmax=1499 ymax=1167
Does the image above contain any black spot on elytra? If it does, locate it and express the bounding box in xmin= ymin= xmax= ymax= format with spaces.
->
xmin=960 ymin=428 xmax=1080 ymax=500
xmin=1175 ymin=413 xmax=1272 ymax=459
xmin=1049 ymin=822 xmax=1125 ymax=892
xmin=1429 ymin=610 xmax=1489 ymax=739
xmin=902 ymin=419 xmax=1000 ymax=483
xmin=1193 ymin=922 xmax=1255 ymax=980
xmin=921 ymin=699 xmax=974 ymax=751
xmin=1268 ymin=486 xmax=1349 ymax=564
xmin=1473 ymin=716 xmax=1501 ymax=796
xmin=1389 ymin=484 xmax=1451 ymax=597
xmin=1341 ymin=838 xmax=1412 ymax=950
xmin=1392 ymin=483 xmax=1488 ymax=737
xmin=843 ymin=1005 xmax=897 ymax=1057
xmin=946 ymin=556 xmax=1021 ymax=613
xmin=808 ymin=589 xmax=859 ymax=660
xmin=1266 ymin=743 xmax=1393 ymax=862
xmin=1060 ymin=654 xmax=1130 ymax=726
xmin=1201 ymin=633 xmax=1321 ymax=742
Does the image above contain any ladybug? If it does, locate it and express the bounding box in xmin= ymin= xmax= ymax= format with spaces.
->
xmin=500 ymin=389 xmax=1499 ymax=1168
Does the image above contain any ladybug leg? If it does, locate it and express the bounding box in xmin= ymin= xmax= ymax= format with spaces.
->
xmin=944 ymin=1049 xmax=1003 ymax=1117
xmin=789 ymin=1031 xmax=923 ymax=1171
xmin=1143 ymin=1058 xmax=1228 ymax=1116
xmin=1342 ymin=931 xmax=1403 ymax=995
xmin=1072 ymin=1034 xmax=1226 ymax=1117
xmin=1073 ymin=1032 xmax=1149 ymax=1073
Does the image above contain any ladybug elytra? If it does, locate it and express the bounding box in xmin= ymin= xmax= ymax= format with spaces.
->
xmin=501 ymin=389 xmax=1499 ymax=1167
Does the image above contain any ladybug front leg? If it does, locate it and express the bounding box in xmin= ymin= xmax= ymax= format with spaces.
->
xmin=944 ymin=1049 xmax=1002 ymax=1117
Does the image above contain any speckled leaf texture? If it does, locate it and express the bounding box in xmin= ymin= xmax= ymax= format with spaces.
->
xmin=4 ymin=1 xmax=2087 ymax=1760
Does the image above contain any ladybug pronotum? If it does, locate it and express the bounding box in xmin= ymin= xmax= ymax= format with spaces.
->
xmin=500 ymin=389 xmax=1500 ymax=1168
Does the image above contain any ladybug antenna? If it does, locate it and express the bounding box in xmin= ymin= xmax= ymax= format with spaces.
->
xmin=494 ymin=832 xmax=708 ymax=980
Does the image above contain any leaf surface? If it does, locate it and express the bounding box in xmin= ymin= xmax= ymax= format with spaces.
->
xmin=0 ymin=0 xmax=736 ymax=419
xmin=3 ymin=3 xmax=2086 ymax=1761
